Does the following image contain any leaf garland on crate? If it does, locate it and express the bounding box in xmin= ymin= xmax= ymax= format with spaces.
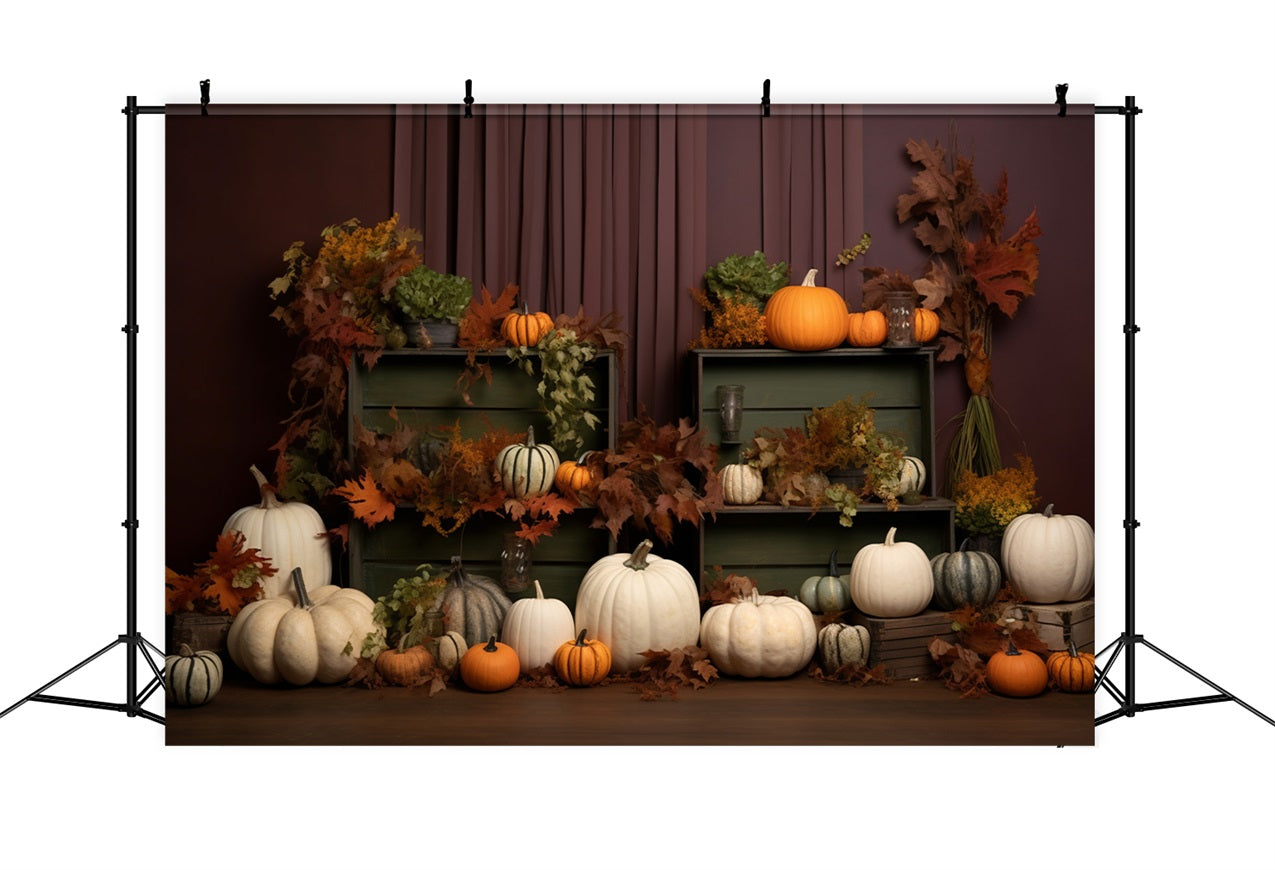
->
xmin=267 ymin=215 xmax=423 ymax=502
xmin=165 ymin=531 xmax=276 ymax=617
xmin=588 ymin=415 xmax=723 ymax=544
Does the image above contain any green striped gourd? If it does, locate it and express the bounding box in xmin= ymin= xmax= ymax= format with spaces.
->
xmin=817 ymin=623 xmax=871 ymax=671
xmin=900 ymin=456 xmax=926 ymax=494
xmin=434 ymin=630 xmax=469 ymax=672
xmin=930 ymin=539 xmax=1002 ymax=611
xmin=798 ymin=550 xmax=852 ymax=614
xmin=439 ymin=557 xmax=512 ymax=648
xmin=496 ymin=426 xmax=559 ymax=498
xmin=165 ymin=644 xmax=224 ymax=707
xmin=721 ymin=463 xmax=763 ymax=505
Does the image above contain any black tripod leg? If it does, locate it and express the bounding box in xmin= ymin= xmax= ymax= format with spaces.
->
xmin=0 ymin=638 xmax=125 ymax=719
xmin=1139 ymin=639 xmax=1275 ymax=727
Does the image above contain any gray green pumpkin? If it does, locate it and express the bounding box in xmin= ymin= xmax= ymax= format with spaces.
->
xmin=798 ymin=551 xmax=852 ymax=614
xmin=496 ymin=426 xmax=559 ymax=497
xmin=164 ymin=644 xmax=223 ymax=707
xmin=930 ymin=539 xmax=1002 ymax=611
xmin=439 ymin=557 xmax=513 ymax=648
xmin=817 ymin=623 xmax=870 ymax=671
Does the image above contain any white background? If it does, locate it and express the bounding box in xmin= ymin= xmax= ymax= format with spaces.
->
xmin=2 ymin=2 xmax=1272 ymax=868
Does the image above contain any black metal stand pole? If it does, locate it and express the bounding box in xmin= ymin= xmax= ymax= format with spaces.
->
xmin=0 ymin=96 xmax=166 ymax=727
xmin=1093 ymin=96 xmax=1272 ymax=729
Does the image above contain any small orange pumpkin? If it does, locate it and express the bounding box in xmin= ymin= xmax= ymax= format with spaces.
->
xmin=1046 ymin=640 xmax=1096 ymax=692
xmin=986 ymin=638 xmax=1049 ymax=697
xmin=913 ymin=307 xmax=940 ymax=343
xmin=459 ymin=635 xmax=520 ymax=692
xmin=846 ymin=310 xmax=887 ymax=347
xmin=501 ymin=303 xmax=554 ymax=347
xmin=375 ymin=644 xmax=436 ymax=687
xmin=764 ymin=268 xmax=849 ymax=351
xmin=555 ymin=456 xmax=596 ymax=494
xmin=553 ymin=629 xmax=612 ymax=687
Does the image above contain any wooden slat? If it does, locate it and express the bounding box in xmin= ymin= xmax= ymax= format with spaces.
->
xmin=359 ymin=408 xmax=612 ymax=453
xmin=354 ymin=561 xmax=592 ymax=610
xmin=357 ymin=510 xmax=608 ymax=562
xmin=701 ymin=511 xmax=953 ymax=565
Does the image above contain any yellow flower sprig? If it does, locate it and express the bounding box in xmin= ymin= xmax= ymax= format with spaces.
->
xmin=953 ymin=454 xmax=1038 ymax=535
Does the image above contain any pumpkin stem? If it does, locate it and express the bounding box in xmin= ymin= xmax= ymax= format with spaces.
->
xmin=828 ymin=550 xmax=839 ymax=577
xmin=575 ymin=629 xmax=589 ymax=646
xmin=1067 ymin=639 xmax=1079 ymax=658
xmin=448 ymin=555 xmax=466 ymax=585
xmin=484 ymin=635 xmax=499 ymax=652
xmin=800 ymin=268 xmax=818 ymax=286
xmin=1005 ymin=636 xmax=1021 ymax=656
xmin=624 ymin=539 xmax=655 ymax=570
xmin=177 ymin=643 xmax=194 ymax=657
xmin=958 ymin=538 xmax=970 ymax=553
xmin=290 ymin=567 xmax=311 ymax=609
xmin=1044 ymin=503 xmax=1055 ymax=517
xmin=884 ymin=527 xmax=898 ymax=546
xmin=525 ymin=425 xmax=536 ymax=447
xmin=533 ymin=579 xmax=544 ymax=600
xmin=249 ymin=464 xmax=281 ymax=509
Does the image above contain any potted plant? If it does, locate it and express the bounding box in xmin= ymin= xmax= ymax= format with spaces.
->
xmin=393 ymin=265 xmax=474 ymax=347
xmin=804 ymin=396 xmax=906 ymax=507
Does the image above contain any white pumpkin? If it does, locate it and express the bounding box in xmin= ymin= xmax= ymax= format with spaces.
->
xmin=1001 ymin=504 xmax=1095 ymax=603
xmin=699 ymin=589 xmax=816 ymax=678
xmin=817 ymin=623 xmax=871 ymax=671
xmin=501 ymin=580 xmax=575 ymax=674
xmin=900 ymin=456 xmax=926 ymax=494
xmin=721 ymin=463 xmax=764 ymax=505
xmin=573 ymin=540 xmax=701 ymax=674
xmin=164 ymin=644 xmax=223 ymax=707
xmin=848 ymin=526 xmax=935 ymax=618
xmin=496 ymin=426 xmax=559 ymax=497
xmin=227 ymin=568 xmax=375 ymax=685
xmin=434 ymin=630 xmax=469 ymax=672
xmin=223 ymin=465 xmax=332 ymax=598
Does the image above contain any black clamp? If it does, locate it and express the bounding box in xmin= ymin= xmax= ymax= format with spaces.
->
xmin=1055 ymin=83 xmax=1068 ymax=117
xmin=1123 ymin=519 xmax=1141 ymax=530
xmin=761 ymin=79 xmax=771 ymax=118
xmin=121 ymin=519 xmax=139 ymax=529
xmin=121 ymin=324 xmax=139 ymax=334
xmin=200 ymin=79 xmax=211 ymax=116
xmin=464 ymin=79 xmax=474 ymax=118
xmin=1123 ymin=324 xmax=1141 ymax=334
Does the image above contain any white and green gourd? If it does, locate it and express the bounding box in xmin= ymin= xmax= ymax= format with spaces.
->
xmin=573 ymin=540 xmax=701 ymax=674
xmin=899 ymin=456 xmax=927 ymax=495
xmin=434 ymin=630 xmax=469 ymax=672
xmin=798 ymin=550 xmax=852 ymax=614
xmin=699 ymin=589 xmax=816 ymax=678
xmin=848 ymin=526 xmax=935 ymax=618
xmin=817 ymin=623 xmax=871 ymax=671
xmin=439 ymin=556 xmax=513 ymax=648
xmin=496 ymin=426 xmax=560 ymax=498
xmin=222 ymin=465 xmax=332 ymax=597
xmin=930 ymin=539 xmax=1002 ymax=611
xmin=164 ymin=644 xmax=224 ymax=707
xmin=501 ymin=580 xmax=575 ymax=674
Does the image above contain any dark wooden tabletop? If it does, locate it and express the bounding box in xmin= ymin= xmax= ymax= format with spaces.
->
xmin=166 ymin=671 xmax=1094 ymax=746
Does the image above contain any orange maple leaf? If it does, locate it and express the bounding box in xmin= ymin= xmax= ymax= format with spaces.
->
xmin=334 ymin=471 xmax=396 ymax=526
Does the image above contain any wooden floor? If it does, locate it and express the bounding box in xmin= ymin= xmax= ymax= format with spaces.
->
xmin=166 ymin=671 xmax=1095 ymax=746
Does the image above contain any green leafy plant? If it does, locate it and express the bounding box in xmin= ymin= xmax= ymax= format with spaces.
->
xmin=822 ymin=483 xmax=860 ymax=528
xmin=834 ymin=232 xmax=872 ymax=267
xmin=393 ymin=265 xmax=474 ymax=324
xmin=703 ymin=250 xmax=790 ymax=311
xmin=360 ymin=563 xmax=446 ymax=659
xmin=509 ymin=327 xmax=602 ymax=456
xmin=805 ymin=396 xmax=906 ymax=509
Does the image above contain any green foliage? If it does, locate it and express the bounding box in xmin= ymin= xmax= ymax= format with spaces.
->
xmin=393 ymin=266 xmax=474 ymax=323
xmin=360 ymin=563 xmax=446 ymax=659
xmin=509 ymin=328 xmax=601 ymax=456
xmin=703 ymin=251 xmax=790 ymax=310
xmin=822 ymin=483 xmax=860 ymax=528
xmin=835 ymin=232 xmax=873 ymax=267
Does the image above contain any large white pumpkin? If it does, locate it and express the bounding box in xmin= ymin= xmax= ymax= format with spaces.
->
xmin=700 ymin=589 xmax=816 ymax=678
xmin=573 ymin=540 xmax=700 ymax=674
xmin=1001 ymin=504 xmax=1095 ymax=603
xmin=223 ymin=465 xmax=332 ymax=598
xmin=848 ymin=526 xmax=934 ymax=618
xmin=501 ymin=580 xmax=575 ymax=674
xmin=721 ymin=463 xmax=763 ymax=505
xmin=227 ymin=568 xmax=375 ymax=685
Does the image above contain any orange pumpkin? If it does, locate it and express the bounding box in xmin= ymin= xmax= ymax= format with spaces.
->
xmin=1046 ymin=641 xmax=1096 ymax=692
xmin=553 ymin=629 xmax=612 ymax=687
xmin=913 ymin=307 xmax=940 ymax=343
xmin=375 ymin=644 xmax=436 ymax=687
xmin=501 ymin=303 xmax=554 ymax=347
xmin=986 ymin=638 xmax=1049 ymax=697
xmin=846 ymin=310 xmax=887 ymax=347
xmin=764 ymin=268 xmax=848 ymax=351
xmin=555 ymin=457 xmax=595 ymax=494
xmin=459 ymin=635 xmax=520 ymax=692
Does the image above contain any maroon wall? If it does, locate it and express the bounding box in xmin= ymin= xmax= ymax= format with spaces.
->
xmin=166 ymin=111 xmax=394 ymax=571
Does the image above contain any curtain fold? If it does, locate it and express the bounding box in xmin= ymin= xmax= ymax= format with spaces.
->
xmin=392 ymin=104 xmax=865 ymax=423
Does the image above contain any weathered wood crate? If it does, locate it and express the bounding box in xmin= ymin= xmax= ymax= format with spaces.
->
xmin=1018 ymin=598 xmax=1095 ymax=653
xmin=170 ymin=612 xmax=235 ymax=655
xmin=849 ymin=609 xmax=957 ymax=679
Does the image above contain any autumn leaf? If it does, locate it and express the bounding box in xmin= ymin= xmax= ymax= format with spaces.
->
xmin=807 ymin=661 xmax=893 ymax=686
xmin=333 ymin=471 xmax=396 ymax=526
xmin=929 ymin=637 xmax=989 ymax=698
xmin=164 ymin=567 xmax=202 ymax=615
xmin=700 ymin=569 xmax=758 ymax=606
xmin=630 ymin=646 xmax=719 ymax=699
xmin=458 ymin=283 xmax=520 ymax=349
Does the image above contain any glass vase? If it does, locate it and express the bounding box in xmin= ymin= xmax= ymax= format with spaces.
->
xmin=499 ymin=533 xmax=534 ymax=593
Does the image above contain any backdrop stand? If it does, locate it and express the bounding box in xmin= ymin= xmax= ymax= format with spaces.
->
xmin=1091 ymin=95 xmax=1272 ymax=728
xmin=0 ymin=96 xmax=167 ymax=727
